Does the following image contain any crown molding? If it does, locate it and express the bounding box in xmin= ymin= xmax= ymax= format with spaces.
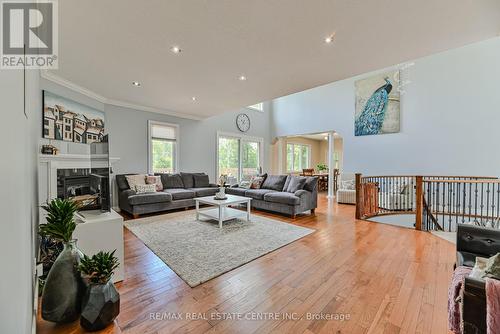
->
xmin=40 ymin=70 xmax=204 ymax=121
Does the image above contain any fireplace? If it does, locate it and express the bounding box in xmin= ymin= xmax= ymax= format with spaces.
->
xmin=57 ymin=168 xmax=109 ymax=209
xmin=57 ymin=169 xmax=90 ymax=199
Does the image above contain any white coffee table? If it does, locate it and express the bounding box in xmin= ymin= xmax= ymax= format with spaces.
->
xmin=195 ymin=194 xmax=252 ymax=228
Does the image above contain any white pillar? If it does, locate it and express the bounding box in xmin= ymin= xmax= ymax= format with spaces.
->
xmin=327 ymin=132 xmax=335 ymax=198
xmin=277 ymin=138 xmax=284 ymax=174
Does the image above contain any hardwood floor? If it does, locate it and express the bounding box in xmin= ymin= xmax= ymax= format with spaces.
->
xmin=37 ymin=193 xmax=455 ymax=334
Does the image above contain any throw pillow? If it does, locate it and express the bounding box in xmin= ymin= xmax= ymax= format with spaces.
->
xmin=146 ymin=175 xmax=163 ymax=192
xmin=484 ymin=253 xmax=500 ymax=280
xmin=134 ymin=184 xmax=157 ymax=194
xmin=160 ymin=174 xmax=184 ymax=189
xmin=470 ymin=256 xmax=488 ymax=279
xmin=250 ymin=176 xmax=265 ymax=189
xmin=261 ymin=175 xmax=288 ymax=191
xmin=286 ymin=176 xmax=307 ymax=193
xmin=180 ymin=172 xmax=195 ymax=188
xmin=193 ymin=174 xmax=210 ymax=188
xmin=240 ymin=181 xmax=251 ymax=189
xmin=125 ymin=174 xmax=146 ymax=190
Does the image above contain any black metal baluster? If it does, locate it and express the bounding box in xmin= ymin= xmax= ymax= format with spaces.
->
xmin=480 ymin=182 xmax=484 ymax=225
xmin=448 ymin=181 xmax=453 ymax=232
xmin=486 ymin=182 xmax=491 ymax=223
xmin=474 ymin=183 xmax=478 ymax=224
xmin=469 ymin=183 xmax=472 ymax=219
xmin=461 ymin=182 xmax=466 ymax=224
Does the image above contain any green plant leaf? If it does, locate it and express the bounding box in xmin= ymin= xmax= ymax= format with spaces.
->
xmin=39 ymin=198 xmax=80 ymax=242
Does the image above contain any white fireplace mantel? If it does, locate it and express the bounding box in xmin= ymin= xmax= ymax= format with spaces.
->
xmin=38 ymin=153 xmax=120 ymax=206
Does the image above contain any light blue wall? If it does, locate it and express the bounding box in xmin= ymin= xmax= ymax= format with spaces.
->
xmin=271 ymin=37 xmax=500 ymax=176
xmin=40 ymin=79 xmax=272 ymax=181
xmin=0 ymin=68 xmax=40 ymax=333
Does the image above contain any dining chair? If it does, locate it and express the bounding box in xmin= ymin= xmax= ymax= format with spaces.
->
xmin=302 ymin=168 xmax=314 ymax=176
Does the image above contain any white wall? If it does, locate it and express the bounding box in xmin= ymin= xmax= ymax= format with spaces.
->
xmin=0 ymin=69 xmax=40 ymax=333
xmin=271 ymin=37 xmax=500 ymax=176
xmin=40 ymin=78 xmax=272 ymax=181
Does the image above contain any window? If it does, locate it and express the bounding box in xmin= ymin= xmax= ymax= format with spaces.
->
xmin=247 ymin=103 xmax=264 ymax=112
xmin=286 ymin=143 xmax=310 ymax=172
xmin=217 ymin=133 xmax=263 ymax=183
xmin=148 ymin=121 xmax=179 ymax=174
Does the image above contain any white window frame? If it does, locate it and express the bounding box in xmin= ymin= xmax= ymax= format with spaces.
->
xmin=286 ymin=142 xmax=312 ymax=173
xmin=148 ymin=120 xmax=179 ymax=174
xmin=216 ymin=131 xmax=264 ymax=182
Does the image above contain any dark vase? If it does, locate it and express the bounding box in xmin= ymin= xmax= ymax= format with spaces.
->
xmin=41 ymin=239 xmax=84 ymax=323
xmin=80 ymin=280 xmax=120 ymax=331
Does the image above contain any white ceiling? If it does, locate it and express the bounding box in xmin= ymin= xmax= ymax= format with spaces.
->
xmin=49 ymin=0 xmax=500 ymax=119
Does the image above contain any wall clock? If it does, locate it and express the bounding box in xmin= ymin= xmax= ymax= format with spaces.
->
xmin=236 ymin=113 xmax=250 ymax=132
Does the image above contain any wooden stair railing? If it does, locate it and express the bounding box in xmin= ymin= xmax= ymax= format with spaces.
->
xmin=355 ymin=173 xmax=379 ymax=219
xmin=423 ymin=197 xmax=443 ymax=231
xmin=355 ymin=173 xmax=499 ymax=231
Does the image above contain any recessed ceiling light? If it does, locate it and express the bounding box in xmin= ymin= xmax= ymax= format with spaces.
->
xmin=191 ymin=96 xmax=197 ymax=101
xmin=324 ymin=32 xmax=336 ymax=44
xmin=239 ymin=75 xmax=247 ymax=81
xmin=132 ymin=81 xmax=141 ymax=87
xmin=324 ymin=136 xmax=328 ymax=140
xmin=171 ymin=46 xmax=181 ymax=54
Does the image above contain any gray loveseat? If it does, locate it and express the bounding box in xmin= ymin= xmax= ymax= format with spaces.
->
xmin=117 ymin=172 xmax=218 ymax=218
xmin=226 ymin=174 xmax=318 ymax=218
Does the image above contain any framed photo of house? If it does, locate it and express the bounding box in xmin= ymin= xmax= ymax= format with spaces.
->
xmin=42 ymin=91 xmax=106 ymax=144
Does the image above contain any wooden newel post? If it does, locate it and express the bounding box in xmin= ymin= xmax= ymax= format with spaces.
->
xmin=355 ymin=173 xmax=362 ymax=220
xmin=415 ymin=176 xmax=423 ymax=230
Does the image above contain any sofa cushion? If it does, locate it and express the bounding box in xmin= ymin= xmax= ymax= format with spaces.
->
xmin=163 ymin=188 xmax=196 ymax=200
xmin=261 ymin=175 xmax=288 ymax=191
xmin=244 ymin=189 xmax=276 ymax=200
xmin=146 ymin=175 xmax=163 ymax=191
xmin=135 ymin=184 xmax=157 ymax=194
xmin=226 ymin=187 xmax=247 ymax=197
xmin=180 ymin=172 xmax=196 ymax=189
xmin=125 ymin=174 xmax=147 ymax=191
xmin=285 ymin=176 xmax=307 ymax=193
xmin=193 ymin=174 xmax=210 ymax=188
xmin=160 ymin=174 xmax=185 ymax=189
xmin=189 ymin=187 xmax=218 ymax=197
xmin=457 ymin=251 xmax=478 ymax=268
xmin=264 ymin=192 xmax=300 ymax=205
xmin=116 ymin=174 xmax=132 ymax=191
xmin=303 ymin=176 xmax=318 ymax=192
xmin=250 ymin=176 xmax=265 ymax=189
xmin=128 ymin=192 xmax=172 ymax=205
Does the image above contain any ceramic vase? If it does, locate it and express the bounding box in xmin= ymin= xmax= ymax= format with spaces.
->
xmin=41 ymin=239 xmax=84 ymax=323
xmin=80 ymin=280 xmax=120 ymax=331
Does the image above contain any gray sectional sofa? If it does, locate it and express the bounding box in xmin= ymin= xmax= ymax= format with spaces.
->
xmin=117 ymin=172 xmax=218 ymax=217
xmin=117 ymin=172 xmax=318 ymax=219
xmin=226 ymin=174 xmax=318 ymax=218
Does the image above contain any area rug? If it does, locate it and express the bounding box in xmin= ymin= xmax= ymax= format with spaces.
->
xmin=124 ymin=211 xmax=314 ymax=287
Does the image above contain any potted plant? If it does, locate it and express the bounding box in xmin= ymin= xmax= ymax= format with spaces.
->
xmin=39 ymin=198 xmax=83 ymax=323
xmin=79 ymin=250 xmax=120 ymax=331
xmin=317 ymin=163 xmax=328 ymax=172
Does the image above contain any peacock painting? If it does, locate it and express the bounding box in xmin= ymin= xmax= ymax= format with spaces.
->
xmin=354 ymin=71 xmax=400 ymax=136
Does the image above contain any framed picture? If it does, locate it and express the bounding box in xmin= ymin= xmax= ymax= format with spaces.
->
xmin=354 ymin=70 xmax=400 ymax=136
xmin=42 ymin=91 xmax=106 ymax=144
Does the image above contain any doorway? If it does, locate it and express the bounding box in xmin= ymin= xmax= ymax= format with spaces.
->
xmin=270 ymin=131 xmax=343 ymax=197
